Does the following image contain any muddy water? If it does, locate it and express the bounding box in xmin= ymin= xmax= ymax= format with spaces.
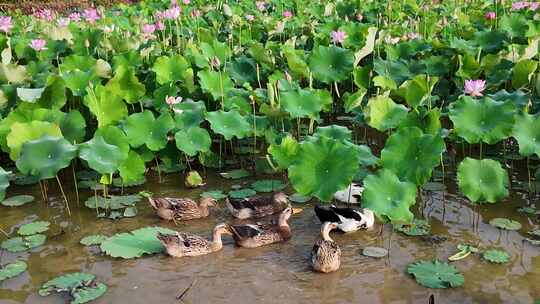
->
xmin=0 ymin=166 xmax=539 ymax=304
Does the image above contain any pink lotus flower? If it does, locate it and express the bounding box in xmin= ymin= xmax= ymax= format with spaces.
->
xmin=464 ymin=80 xmax=486 ymax=97
xmin=170 ymin=0 xmax=177 ymax=5
xmin=530 ymin=2 xmax=540 ymax=10
xmin=246 ymin=15 xmax=255 ymax=22
xmin=485 ymin=11 xmax=496 ymax=20
xmin=156 ymin=21 xmax=165 ymax=31
xmin=166 ymin=95 xmax=183 ymax=106
xmin=283 ymin=10 xmax=293 ymax=18
xmin=164 ymin=6 xmax=181 ymax=19
xmin=331 ymin=30 xmax=346 ymax=44
xmin=69 ymin=12 xmax=81 ymax=22
xmin=29 ymin=39 xmax=47 ymax=51
xmin=57 ymin=17 xmax=70 ymax=27
xmin=34 ymin=9 xmax=54 ymax=21
xmin=142 ymin=23 xmax=156 ymax=34
xmin=512 ymin=1 xmax=529 ymax=10
xmin=191 ymin=9 xmax=201 ymax=18
xmin=256 ymin=1 xmax=266 ymax=11
xmin=0 ymin=16 xmax=13 ymax=33
xmin=83 ymin=8 xmax=100 ymax=23
xmin=183 ymin=0 xmax=191 ymax=4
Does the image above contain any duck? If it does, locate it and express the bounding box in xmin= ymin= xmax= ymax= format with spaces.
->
xmin=156 ymin=223 xmax=232 ymax=257
xmin=225 ymin=192 xmax=289 ymax=219
xmin=147 ymin=196 xmax=217 ymax=222
xmin=314 ymin=204 xmax=375 ymax=233
xmin=311 ymin=222 xmax=341 ymax=273
xmin=334 ymin=182 xmax=364 ymax=204
xmin=227 ymin=206 xmax=293 ymax=248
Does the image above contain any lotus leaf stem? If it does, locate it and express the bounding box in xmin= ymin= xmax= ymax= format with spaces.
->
xmin=56 ymin=175 xmax=71 ymax=216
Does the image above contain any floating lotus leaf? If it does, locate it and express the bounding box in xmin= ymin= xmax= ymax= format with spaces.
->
xmin=200 ymin=190 xmax=227 ymax=200
xmin=60 ymin=110 xmax=86 ymax=144
xmin=517 ymin=207 xmax=536 ymax=214
xmin=0 ymin=261 xmax=27 ymax=282
xmin=206 ymin=110 xmax=251 ymax=140
xmin=394 ymin=219 xmax=431 ymax=236
xmin=228 ymin=188 xmax=256 ymax=199
xmin=18 ymin=220 xmax=50 ymax=236
xmin=268 ymin=134 xmax=299 ymax=170
xmin=407 ymin=260 xmax=464 ymax=289
xmin=6 ymin=121 xmax=62 ymax=160
xmin=309 ymin=45 xmax=354 ymax=83
xmin=381 ymin=127 xmax=445 ymax=185
xmin=16 ymin=136 xmax=77 ymax=180
xmin=100 ymin=226 xmax=176 ymax=259
xmin=0 ymin=167 xmax=10 ymax=201
xmin=152 ymin=55 xmax=190 ymax=85
xmin=71 ymin=283 xmax=108 ymax=304
xmin=79 ymin=136 xmax=125 ymax=175
xmin=280 ymin=88 xmax=332 ymax=119
xmin=174 ymin=127 xmax=211 ymax=156
xmin=84 ymin=85 xmax=127 ymax=128
xmin=80 ymin=235 xmax=108 ymax=246
xmin=363 ymin=95 xmax=408 ymax=132
xmin=288 ymin=135 xmax=358 ymax=202
xmin=220 ymin=169 xmax=251 ymax=179
xmin=1 ymin=195 xmax=34 ymax=207
xmin=185 ymin=170 xmax=204 ymax=188
xmin=113 ymin=177 xmax=146 ymax=188
xmin=1 ymin=234 xmax=46 ymax=252
xmin=39 ymin=272 xmax=107 ymax=304
xmin=198 ymin=69 xmax=233 ymax=101
xmin=105 ymin=65 xmax=145 ymax=104
xmin=362 ymin=169 xmax=417 ymax=223
xmin=512 ymin=113 xmax=540 ymax=158
xmin=457 ymin=158 xmax=509 ymax=203
xmin=84 ymin=195 xmax=141 ymax=210
xmin=362 ymin=246 xmax=388 ymax=258
xmin=251 ymin=179 xmax=286 ymax=193
xmin=489 ymin=218 xmax=522 ymax=231
xmin=17 ymin=87 xmax=45 ymax=103
xmin=482 ymin=249 xmax=510 ymax=264
xmin=118 ymin=151 xmax=146 ymax=184
xmin=449 ymin=96 xmax=515 ymax=145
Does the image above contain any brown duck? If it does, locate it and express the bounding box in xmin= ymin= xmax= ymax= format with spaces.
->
xmin=225 ymin=192 xmax=289 ymax=219
xmin=311 ymin=222 xmax=341 ymax=273
xmin=227 ymin=207 xmax=293 ymax=248
xmin=148 ymin=196 xmax=217 ymax=222
xmin=157 ymin=223 xmax=232 ymax=257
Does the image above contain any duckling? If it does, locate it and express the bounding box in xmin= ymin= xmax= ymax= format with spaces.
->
xmin=228 ymin=206 xmax=293 ymax=248
xmin=314 ymin=204 xmax=375 ymax=233
xmin=157 ymin=223 xmax=232 ymax=257
xmin=311 ymin=222 xmax=341 ymax=273
xmin=147 ymin=197 xmax=217 ymax=221
xmin=225 ymin=192 xmax=289 ymax=219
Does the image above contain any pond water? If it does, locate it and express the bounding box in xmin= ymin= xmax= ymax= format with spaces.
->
xmin=0 ymin=163 xmax=539 ymax=304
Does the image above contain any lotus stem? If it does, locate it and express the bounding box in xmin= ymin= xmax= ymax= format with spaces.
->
xmin=71 ymin=164 xmax=79 ymax=207
xmin=440 ymin=154 xmax=445 ymax=184
xmin=56 ymin=175 xmax=71 ymax=216
xmin=155 ymin=156 xmax=162 ymax=183
xmin=527 ymin=157 xmax=531 ymax=192
xmin=94 ymin=187 xmax=99 ymax=217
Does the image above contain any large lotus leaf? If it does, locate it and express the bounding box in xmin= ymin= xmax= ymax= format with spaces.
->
xmin=62 ymin=70 xmax=98 ymax=97
xmin=407 ymin=260 xmax=464 ymax=289
xmin=288 ymin=136 xmax=358 ymax=201
xmin=512 ymin=59 xmax=537 ymax=89
xmin=1 ymin=195 xmax=34 ymax=207
xmin=362 ymin=169 xmax=417 ymax=223
xmin=100 ymin=226 xmax=176 ymax=259
xmin=173 ymin=101 xmax=206 ymax=129
xmin=396 ymin=75 xmax=438 ymax=108
xmin=16 ymin=136 xmax=77 ymax=179
xmin=449 ymin=96 xmax=515 ymax=145
xmin=18 ymin=220 xmax=50 ymax=236
xmin=363 ymin=95 xmax=408 ymax=131
xmin=343 ymin=88 xmax=367 ymax=113
xmin=0 ymin=166 xmax=9 ymax=201
xmin=227 ymin=55 xmax=257 ymax=84
xmin=314 ymin=125 xmax=352 ymax=142
xmin=84 ymin=85 xmax=127 ymax=128
xmin=281 ymin=88 xmax=332 ymax=119
xmin=282 ymin=45 xmax=309 ymax=78
xmin=309 ymin=45 xmax=354 ymax=83
xmin=268 ymin=134 xmax=299 ymax=170
xmin=6 ymin=121 xmax=62 ymax=160
xmin=78 ymin=136 xmax=125 ymax=175
xmin=513 ymin=113 xmax=540 ymax=157
xmin=400 ymin=108 xmax=441 ymax=135
xmin=123 ymin=110 xmax=153 ymax=148
xmin=251 ymin=179 xmax=286 ymax=193
xmin=381 ymin=127 xmax=445 ymax=185
xmin=152 ymin=55 xmax=190 ymax=85
xmin=118 ymin=151 xmax=146 ymax=184
xmin=60 ymin=110 xmax=86 ymax=144
xmin=457 ymin=158 xmax=509 ymax=203
xmin=198 ymin=69 xmax=234 ymax=101
xmin=206 ymin=110 xmax=251 ymax=140
xmin=483 ymin=249 xmax=511 ymax=264
xmin=146 ymin=113 xmax=174 ymax=151
xmin=94 ymin=126 xmax=129 ymax=159
xmin=174 ymin=127 xmax=211 ymax=157
xmin=36 ymin=75 xmax=67 ymax=109
xmin=0 ymin=261 xmax=27 ymax=282
xmin=1 ymin=234 xmax=46 ymax=252
xmin=80 ymin=235 xmax=108 ymax=246
xmin=105 ymin=65 xmax=145 ymax=104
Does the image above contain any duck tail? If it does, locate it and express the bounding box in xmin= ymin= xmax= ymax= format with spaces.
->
xmin=148 ymin=197 xmax=159 ymax=210
xmin=156 ymin=232 xmax=175 ymax=245
xmin=225 ymin=198 xmax=236 ymax=214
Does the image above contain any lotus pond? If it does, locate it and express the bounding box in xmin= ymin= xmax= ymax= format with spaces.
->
xmin=0 ymin=0 xmax=539 ymax=303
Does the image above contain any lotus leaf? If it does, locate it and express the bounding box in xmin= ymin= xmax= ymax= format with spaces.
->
xmin=407 ymin=260 xmax=464 ymax=289
xmin=251 ymin=179 xmax=286 ymax=193
xmin=396 ymin=75 xmax=438 ymax=108
xmin=84 ymin=85 xmax=127 ymax=128
xmin=173 ymin=101 xmax=206 ymax=129
xmin=228 ymin=188 xmax=256 ymax=199
xmin=512 ymin=113 xmax=540 ymax=157
xmin=1 ymin=234 xmax=46 ymax=252
xmin=489 ymin=218 xmax=522 ymax=231
xmin=343 ymin=88 xmax=367 ymax=113
xmin=174 ymin=127 xmax=211 ymax=156
xmin=362 ymin=246 xmax=388 ymax=258
xmin=288 ymin=135 xmax=358 ymax=202
xmin=198 ymin=69 xmax=234 ymax=101
xmin=381 ymin=127 xmax=445 ymax=185
xmin=227 ymin=55 xmax=257 ymax=84
xmin=78 ymin=136 xmax=125 ymax=175
xmin=152 ymin=55 xmax=190 ymax=85
xmin=512 ymin=59 xmax=537 ymax=89
xmin=17 ymin=87 xmax=45 ymax=103
xmin=362 ymin=169 xmax=417 ymax=223
xmin=220 ymin=169 xmax=251 ymax=179
xmin=457 ymin=158 xmax=509 ymax=203
xmin=105 ymin=65 xmax=145 ymax=104
xmin=185 ymin=170 xmax=204 ymax=188
xmin=16 ymin=136 xmax=77 ymax=179
xmin=482 ymin=249 xmax=510 ymax=264
xmin=201 ymin=190 xmax=227 ymax=200
xmin=268 ymin=135 xmax=299 ymax=170
xmin=71 ymin=283 xmax=108 ymax=304
xmin=313 ymin=125 xmax=352 ymax=142
xmin=206 ymin=110 xmax=251 ymax=140
xmin=80 ymin=235 xmax=108 ymax=246
xmin=84 ymin=195 xmax=141 ymax=210
xmin=0 ymin=261 xmax=27 ymax=282
xmin=363 ymin=95 xmax=408 ymax=132
xmin=18 ymin=221 xmax=50 ymax=236
xmin=6 ymin=121 xmax=62 ymax=160
xmin=400 ymin=108 xmax=441 ymax=135
xmin=529 ymin=229 xmax=540 ymax=237
xmin=280 ymin=88 xmax=332 ymax=119
xmin=60 ymin=110 xmax=86 ymax=144
xmin=309 ymin=45 xmax=354 ymax=83
xmin=1 ymin=195 xmax=34 ymax=207
xmin=449 ymin=96 xmax=515 ymax=145
xmin=118 ymin=151 xmax=146 ymax=184
xmin=39 ymin=272 xmax=107 ymax=304
xmin=100 ymin=226 xmax=176 ymax=259
xmin=0 ymin=167 xmax=10 ymax=201
xmin=394 ymin=219 xmax=431 ymax=236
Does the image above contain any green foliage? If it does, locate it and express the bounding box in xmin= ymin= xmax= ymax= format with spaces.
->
xmin=84 ymin=85 xmax=127 ymax=128
xmin=1 ymin=234 xmax=46 ymax=252
xmin=16 ymin=135 xmax=77 ymax=179
xmin=17 ymin=220 xmax=50 ymax=236
xmin=1 ymin=195 xmax=34 ymax=207
xmin=512 ymin=113 xmax=540 ymax=157
xmin=457 ymin=158 xmax=509 ymax=203
xmin=482 ymin=249 xmax=510 ymax=264
xmin=489 ymin=218 xmax=522 ymax=231
xmin=363 ymin=95 xmax=408 ymax=131
xmin=199 ymin=69 xmax=234 ymax=101
xmin=407 ymin=260 xmax=464 ymax=289
xmin=251 ymin=179 xmax=286 ymax=193
xmin=0 ymin=261 xmax=27 ymax=282
xmin=206 ymin=110 xmax=251 ymax=140
xmin=100 ymin=226 xmax=176 ymax=259
xmin=220 ymin=169 xmax=251 ymax=179
xmin=228 ymin=188 xmax=256 ymax=199
xmin=6 ymin=121 xmax=62 ymax=160
xmin=79 ymin=136 xmax=126 ymax=175
xmin=106 ymin=65 xmax=145 ymax=104
xmin=394 ymin=219 xmax=431 ymax=236
xmin=174 ymin=127 xmax=211 ymax=156
xmin=80 ymin=235 xmax=108 ymax=246
xmin=309 ymin=45 xmax=354 ymax=83
xmin=268 ymin=134 xmax=299 ymax=170
xmin=185 ymin=170 xmax=204 ymax=188
xmin=39 ymin=272 xmax=107 ymax=304
xmin=0 ymin=167 xmax=10 ymax=201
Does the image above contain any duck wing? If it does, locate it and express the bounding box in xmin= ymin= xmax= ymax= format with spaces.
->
xmin=314 ymin=205 xmax=341 ymax=223
xmin=229 ymin=224 xmax=263 ymax=239
xmin=329 ymin=206 xmax=364 ymax=222
xmin=178 ymin=232 xmax=210 ymax=248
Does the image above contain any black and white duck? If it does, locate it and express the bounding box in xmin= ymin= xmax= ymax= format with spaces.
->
xmin=314 ymin=204 xmax=375 ymax=233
